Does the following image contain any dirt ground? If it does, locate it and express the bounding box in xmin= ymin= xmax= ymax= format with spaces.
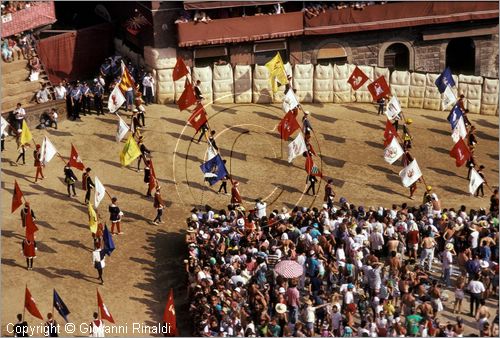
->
xmin=1 ymin=101 xmax=498 ymax=336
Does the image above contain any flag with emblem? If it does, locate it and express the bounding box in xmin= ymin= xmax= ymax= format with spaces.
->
xmin=442 ymin=85 xmax=457 ymax=110
xmin=384 ymin=95 xmax=401 ymax=120
xmin=97 ymin=290 xmax=115 ymax=323
xmin=68 ymin=144 xmax=85 ymax=170
xmin=383 ymin=120 xmax=398 ymax=147
xmin=94 ymin=176 xmax=106 ymax=208
xmin=282 ymin=88 xmax=299 ymax=113
xmin=11 ymin=180 xmax=24 ymax=213
xmin=163 ymin=288 xmax=178 ymax=336
xmin=187 ymin=103 xmax=208 ymax=132
xmin=118 ymin=61 xmax=136 ymax=93
xmin=200 ymin=154 xmax=228 ymax=186
xmin=88 ymin=202 xmax=98 ymax=234
xmin=368 ymin=76 xmax=390 ymax=101
xmin=177 ymin=80 xmax=197 ymax=111
xmin=265 ymin=52 xmax=288 ymax=93
xmin=53 ymin=289 xmax=70 ymax=322
xmin=347 ymin=66 xmax=369 ymax=90
xmin=469 ymin=168 xmax=484 ymax=195
xmin=447 ymin=104 xmax=463 ymax=130
xmin=108 ymin=84 xmax=126 ymax=113
xmin=451 ymin=116 xmax=467 ymax=144
xmin=120 ymin=135 xmax=141 ymax=166
xmin=278 ymin=111 xmax=300 ymax=141
xmin=435 ymin=67 xmax=455 ymax=93
xmin=449 ymin=138 xmax=470 ymax=167
xmin=116 ymin=116 xmax=130 ymax=142
xmin=20 ymin=120 xmax=32 ymax=145
xmin=383 ymin=136 xmax=404 ymax=165
xmin=172 ymin=57 xmax=189 ymax=81
xmin=40 ymin=136 xmax=57 ymax=166
xmin=288 ymin=132 xmax=307 ymax=163
xmin=25 ymin=287 xmax=43 ymax=320
xmin=25 ymin=205 xmax=38 ymax=242
xmin=399 ymin=159 xmax=422 ymax=187
xmin=305 ymin=153 xmax=322 ymax=177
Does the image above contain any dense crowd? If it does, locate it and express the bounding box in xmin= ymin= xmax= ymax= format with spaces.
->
xmin=0 ymin=1 xmax=38 ymax=15
xmin=185 ymin=190 xmax=499 ymax=336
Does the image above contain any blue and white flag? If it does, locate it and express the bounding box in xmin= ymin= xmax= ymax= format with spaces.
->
xmin=447 ymin=104 xmax=463 ymax=130
xmin=200 ymin=154 xmax=228 ymax=186
xmin=435 ymin=67 xmax=455 ymax=93
xmin=53 ymin=289 xmax=70 ymax=322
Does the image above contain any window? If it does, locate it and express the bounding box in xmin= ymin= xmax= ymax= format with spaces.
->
xmin=383 ymin=43 xmax=409 ymax=71
xmin=316 ymin=43 xmax=347 ymax=65
xmin=194 ymin=46 xmax=228 ymax=67
xmin=446 ymin=37 xmax=475 ymax=75
xmin=253 ymin=40 xmax=288 ymax=65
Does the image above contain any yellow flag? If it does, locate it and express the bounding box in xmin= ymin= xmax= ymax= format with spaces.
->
xmin=120 ymin=135 xmax=141 ymax=166
xmin=265 ymin=52 xmax=288 ymax=93
xmin=88 ymin=202 xmax=98 ymax=234
xmin=118 ymin=61 xmax=136 ymax=93
xmin=20 ymin=120 xmax=32 ymax=145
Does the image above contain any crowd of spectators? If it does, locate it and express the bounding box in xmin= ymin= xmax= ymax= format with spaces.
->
xmin=185 ymin=190 xmax=499 ymax=336
xmin=0 ymin=1 xmax=38 ymax=15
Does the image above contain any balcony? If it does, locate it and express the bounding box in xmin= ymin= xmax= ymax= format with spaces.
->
xmin=304 ymin=1 xmax=499 ymax=35
xmin=1 ymin=1 xmax=57 ymax=38
xmin=177 ymin=11 xmax=303 ymax=47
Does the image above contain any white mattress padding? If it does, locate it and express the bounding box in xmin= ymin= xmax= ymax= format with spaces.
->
xmin=156 ymin=69 xmax=175 ymax=104
xmin=234 ymin=65 xmax=252 ymax=104
xmin=354 ymin=65 xmax=374 ymax=103
xmin=192 ymin=66 xmax=213 ymax=103
xmin=390 ymin=71 xmax=410 ymax=108
xmin=332 ymin=64 xmax=353 ymax=103
xmin=253 ymin=65 xmax=272 ymax=104
xmin=274 ymin=63 xmax=293 ymax=103
xmin=212 ymin=64 xmax=234 ymax=104
xmin=293 ymin=63 xmax=314 ymax=103
xmin=313 ymin=64 xmax=334 ymax=103
xmin=143 ymin=46 xmax=177 ymax=70
xmin=408 ymin=72 xmax=426 ymax=108
xmin=423 ymin=73 xmax=441 ymax=111
xmin=481 ymin=78 xmax=499 ymax=116
xmin=374 ymin=67 xmax=390 ymax=82
xmin=458 ymin=74 xmax=483 ymax=114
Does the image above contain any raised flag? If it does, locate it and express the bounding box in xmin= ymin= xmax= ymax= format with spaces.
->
xmin=97 ymin=290 xmax=115 ymax=323
xmin=20 ymin=120 xmax=32 ymax=145
xmin=435 ymin=67 xmax=455 ymax=93
xmin=384 ymin=95 xmax=401 ymax=120
xmin=282 ymin=88 xmax=299 ymax=113
xmin=288 ymin=133 xmax=307 ymax=163
xmin=451 ymin=116 xmax=467 ymax=144
xmin=88 ymin=203 xmax=98 ymax=234
xmin=1 ymin=115 xmax=9 ymax=135
xmin=469 ymin=168 xmax=484 ymax=195
xmin=200 ymin=154 xmax=228 ymax=186
xmin=118 ymin=61 xmax=136 ymax=94
xmin=265 ymin=52 xmax=288 ymax=93
xmin=68 ymin=144 xmax=85 ymax=171
xmin=278 ymin=111 xmax=300 ymax=140
xmin=172 ymin=57 xmax=189 ymax=81
xmin=120 ymin=135 xmax=141 ymax=166
xmin=442 ymin=85 xmax=457 ymax=110
xmin=102 ymin=225 xmax=115 ymax=256
xmin=399 ymin=159 xmax=422 ymax=187
xmin=449 ymin=138 xmax=470 ymax=167
xmin=383 ymin=120 xmax=398 ymax=147
xmin=25 ymin=287 xmax=43 ymax=320
xmin=207 ymin=142 xmax=217 ymax=161
xmin=188 ymin=103 xmax=208 ymax=132
xmin=53 ymin=289 xmax=70 ymax=322
xmin=116 ymin=116 xmax=129 ymax=142
xmin=383 ymin=136 xmax=404 ymax=165
xmin=447 ymin=104 xmax=463 ymax=130
xmin=107 ymin=84 xmax=126 ymax=113
xmin=94 ymin=176 xmax=106 ymax=208
xmin=305 ymin=154 xmax=322 ymax=177
xmin=11 ymin=180 xmax=23 ymax=213
xmin=163 ymin=289 xmax=178 ymax=336
xmin=177 ymin=81 xmax=197 ymax=111
xmin=368 ymin=76 xmax=390 ymax=101
xmin=347 ymin=66 xmax=369 ymax=90
xmin=25 ymin=205 xmax=38 ymax=242
xmin=40 ymin=136 xmax=57 ymax=166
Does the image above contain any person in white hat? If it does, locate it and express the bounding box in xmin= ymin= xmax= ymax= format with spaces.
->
xmin=442 ymin=243 xmax=454 ymax=287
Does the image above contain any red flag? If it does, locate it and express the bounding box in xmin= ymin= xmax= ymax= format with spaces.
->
xmin=347 ymin=66 xmax=369 ymax=90
xmin=188 ymin=103 xmax=208 ymax=132
xmin=162 ymin=288 xmax=178 ymax=336
xmin=12 ymin=180 xmax=23 ymax=213
xmin=383 ymin=120 xmax=397 ymax=147
xmin=305 ymin=154 xmax=322 ymax=177
xmin=368 ymin=76 xmax=390 ymax=101
xmin=118 ymin=62 xmax=136 ymax=94
xmin=449 ymin=138 xmax=470 ymax=167
xmin=68 ymin=144 xmax=85 ymax=171
xmin=25 ymin=205 xmax=38 ymax=242
xmin=97 ymin=290 xmax=115 ymax=323
xmin=25 ymin=287 xmax=43 ymax=320
xmin=149 ymin=159 xmax=157 ymax=191
xmin=177 ymin=82 xmax=197 ymax=111
xmin=173 ymin=57 xmax=189 ymax=81
xmin=278 ymin=111 xmax=300 ymax=140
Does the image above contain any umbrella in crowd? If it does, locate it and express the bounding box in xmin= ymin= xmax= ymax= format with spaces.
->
xmin=274 ymin=260 xmax=303 ymax=279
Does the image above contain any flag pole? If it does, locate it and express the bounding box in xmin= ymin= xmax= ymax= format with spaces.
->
xmin=52 ymin=289 xmax=55 ymax=318
xmin=23 ymin=284 xmax=27 ymax=320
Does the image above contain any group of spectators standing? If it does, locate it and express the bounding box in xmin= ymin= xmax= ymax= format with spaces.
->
xmin=185 ymin=186 xmax=499 ymax=336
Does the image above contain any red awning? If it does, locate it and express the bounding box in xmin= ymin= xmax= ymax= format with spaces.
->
xmin=183 ymin=1 xmax=282 ymax=10
xmin=304 ymin=2 xmax=499 ymax=35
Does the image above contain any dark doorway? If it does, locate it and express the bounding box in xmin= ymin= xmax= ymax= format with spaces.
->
xmin=446 ymin=37 xmax=476 ymax=75
xmin=384 ymin=43 xmax=410 ymax=70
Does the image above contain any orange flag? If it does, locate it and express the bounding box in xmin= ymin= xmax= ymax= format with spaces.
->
xmin=148 ymin=159 xmax=157 ymax=191
xmin=97 ymin=290 xmax=115 ymax=323
xmin=172 ymin=57 xmax=189 ymax=81
xmin=68 ymin=144 xmax=85 ymax=171
xmin=11 ymin=180 xmax=23 ymax=213
xmin=162 ymin=288 xmax=178 ymax=336
xmin=25 ymin=287 xmax=44 ymax=320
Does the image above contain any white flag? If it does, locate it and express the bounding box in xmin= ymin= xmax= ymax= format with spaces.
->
xmin=451 ymin=116 xmax=467 ymax=143
xmin=1 ymin=116 xmax=8 ymax=135
xmin=116 ymin=116 xmax=129 ymax=142
xmin=207 ymin=142 xmax=217 ymax=161
xmin=287 ymin=132 xmax=307 ymax=163
xmin=94 ymin=176 xmax=106 ymax=208
xmin=108 ymin=84 xmax=126 ymax=113
xmin=282 ymin=88 xmax=299 ymax=113
xmin=384 ymin=95 xmax=401 ymax=120
xmin=442 ymin=85 xmax=457 ymax=110
xmin=383 ymin=136 xmax=404 ymax=164
xmin=469 ymin=168 xmax=484 ymax=195
xmin=399 ymin=159 xmax=422 ymax=187
xmin=40 ymin=136 xmax=57 ymax=165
